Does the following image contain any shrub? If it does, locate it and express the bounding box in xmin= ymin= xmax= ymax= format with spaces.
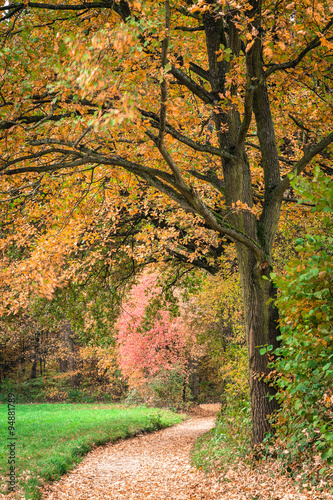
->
xmin=267 ymin=168 xmax=333 ymax=478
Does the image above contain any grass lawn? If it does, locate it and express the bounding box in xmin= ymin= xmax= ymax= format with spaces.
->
xmin=0 ymin=403 xmax=185 ymax=499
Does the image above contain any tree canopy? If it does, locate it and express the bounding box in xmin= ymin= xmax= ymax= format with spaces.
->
xmin=1 ymin=0 xmax=333 ymax=443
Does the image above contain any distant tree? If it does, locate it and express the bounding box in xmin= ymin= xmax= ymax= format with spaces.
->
xmin=116 ymin=271 xmax=200 ymax=394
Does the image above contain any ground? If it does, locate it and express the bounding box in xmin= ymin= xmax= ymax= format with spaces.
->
xmin=39 ymin=404 xmax=332 ymax=500
xmin=2 ymin=404 xmax=332 ymax=499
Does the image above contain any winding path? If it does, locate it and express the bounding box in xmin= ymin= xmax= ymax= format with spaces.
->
xmin=42 ymin=405 xmax=222 ymax=499
xmin=41 ymin=405 xmax=333 ymax=500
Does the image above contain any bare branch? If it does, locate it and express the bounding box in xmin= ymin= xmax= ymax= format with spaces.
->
xmin=0 ymin=112 xmax=75 ymax=131
xmin=1 ymin=2 xmax=115 ymax=12
xmin=175 ymin=25 xmax=204 ymax=32
xmin=0 ymin=149 xmax=75 ymax=170
xmin=288 ymin=114 xmax=311 ymax=133
xmin=187 ymin=168 xmax=225 ymax=194
xmin=189 ymin=62 xmax=211 ymax=82
xmin=170 ymin=66 xmax=215 ymax=104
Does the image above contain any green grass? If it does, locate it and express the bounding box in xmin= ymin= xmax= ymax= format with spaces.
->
xmin=191 ymin=397 xmax=252 ymax=474
xmin=0 ymin=403 xmax=185 ymax=499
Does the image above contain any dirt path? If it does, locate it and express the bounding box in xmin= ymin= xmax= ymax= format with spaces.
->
xmin=42 ymin=405 xmax=220 ymax=500
xmin=41 ymin=404 xmax=333 ymax=500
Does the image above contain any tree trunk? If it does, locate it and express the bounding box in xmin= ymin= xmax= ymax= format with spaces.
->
xmin=189 ymin=359 xmax=199 ymax=402
xmin=30 ymin=332 xmax=39 ymax=379
xmin=60 ymin=319 xmax=78 ymax=389
xmin=30 ymin=358 xmax=37 ymax=379
xmin=238 ymin=249 xmax=280 ymax=443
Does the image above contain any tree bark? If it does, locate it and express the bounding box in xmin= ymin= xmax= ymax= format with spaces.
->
xmin=201 ymin=3 xmax=282 ymax=442
xmin=238 ymin=250 xmax=280 ymax=443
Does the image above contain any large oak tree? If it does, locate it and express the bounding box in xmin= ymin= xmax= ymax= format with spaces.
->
xmin=1 ymin=0 xmax=333 ymax=443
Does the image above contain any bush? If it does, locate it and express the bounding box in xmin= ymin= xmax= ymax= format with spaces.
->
xmin=0 ymin=375 xmax=117 ymax=404
xmin=267 ymin=168 xmax=333 ymax=480
xmin=124 ymin=367 xmax=188 ymax=409
xmin=191 ymin=391 xmax=251 ymax=473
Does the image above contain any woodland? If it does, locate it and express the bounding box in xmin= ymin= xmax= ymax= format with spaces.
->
xmin=0 ymin=0 xmax=333 ymax=492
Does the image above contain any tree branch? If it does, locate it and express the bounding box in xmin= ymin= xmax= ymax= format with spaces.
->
xmin=187 ymin=168 xmax=225 ymax=194
xmin=245 ymin=141 xmax=296 ymax=165
xmin=189 ymin=62 xmax=211 ymax=82
xmin=170 ymin=66 xmax=215 ymax=104
xmin=158 ymin=0 xmax=171 ymax=147
xmin=265 ymin=17 xmax=333 ymax=78
xmin=139 ymin=109 xmax=235 ymax=160
xmin=270 ymin=131 xmax=333 ymax=202
xmin=1 ymin=1 xmax=116 ymax=12
xmin=175 ymin=25 xmax=204 ymax=32
xmin=236 ymin=85 xmax=254 ymax=152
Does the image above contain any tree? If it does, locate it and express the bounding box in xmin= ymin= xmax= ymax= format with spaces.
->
xmin=115 ymin=269 xmax=201 ymax=403
xmin=1 ymin=0 xmax=333 ymax=443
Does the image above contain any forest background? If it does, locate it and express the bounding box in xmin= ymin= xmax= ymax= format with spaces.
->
xmin=0 ymin=0 xmax=332 ymax=490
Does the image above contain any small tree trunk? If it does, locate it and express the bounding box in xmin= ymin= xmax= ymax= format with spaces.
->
xmin=189 ymin=359 xmax=199 ymax=402
xmin=182 ymin=377 xmax=187 ymax=403
xmin=59 ymin=356 xmax=68 ymax=373
xmin=60 ymin=319 xmax=77 ymax=389
xmin=30 ymin=332 xmax=40 ymax=379
xmin=30 ymin=358 xmax=37 ymax=379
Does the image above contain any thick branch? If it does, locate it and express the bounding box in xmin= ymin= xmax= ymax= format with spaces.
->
xmin=170 ymin=66 xmax=215 ymax=104
xmin=189 ymin=62 xmax=211 ymax=82
xmin=1 ymin=1 xmax=115 ymax=12
xmin=0 ymin=113 xmax=75 ymax=131
xmin=236 ymin=85 xmax=254 ymax=152
xmin=175 ymin=26 xmax=204 ymax=32
xmin=187 ymin=169 xmax=225 ymax=194
xmin=145 ymin=129 xmax=189 ymax=193
xmin=1 ymin=0 xmax=131 ymax=23
xmin=0 ymin=148 xmax=76 ymax=170
xmin=158 ymin=0 xmax=170 ymax=147
xmin=139 ymin=109 xmax=234 ymax=160
xmin=270 ymin=131 xmax=333 ymax=202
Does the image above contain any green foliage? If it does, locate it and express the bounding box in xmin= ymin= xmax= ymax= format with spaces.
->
xmin=0 ymin=403 xmax=184 ymax=499
xmin=268 ymin=168 xmax=333 ymax=479
xmin=0 ymin=375 xmax=119 ymax=404
xmin=125 ymin=366 xmax=188 ymax=410
xmin=191 ymin=393 xmax=251 ymax=473
xmin=146 ymin=410 xmax=164 ymax=431
xmin=193 ymin=265 xmax=247 ymax=403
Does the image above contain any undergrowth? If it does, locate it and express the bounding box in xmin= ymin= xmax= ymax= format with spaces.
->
xmin=191 ymin=395 xmax=252 ymax=474
xmin=191 ymin=393 xmax=333 ymax=493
